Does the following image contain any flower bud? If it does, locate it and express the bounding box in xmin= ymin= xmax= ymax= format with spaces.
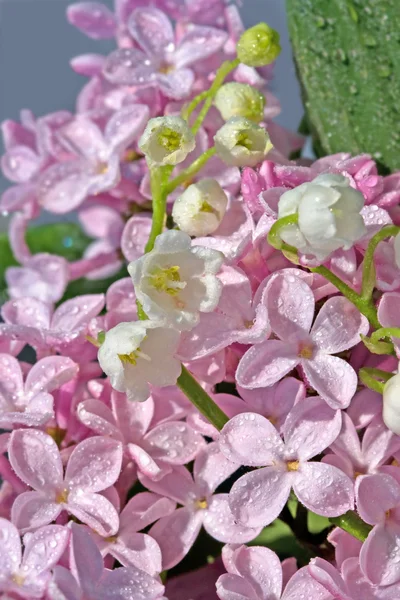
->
xmin=172 ymin=179 xmax=228 ymax=236
xmin=394 ymin=232 xmax=400 ymax=269
xmin=278 ymin=173 xmax=366 ymax=262
xmin=214 ymin=82 xmax=265 ymax=123
xmin=237 ymin=23 xmax=281 ymax=67
xmin=139 ymin=116 xmax=195 ymax=166
xmin=383 ymin=372 xmax=400 ymax=434
xmin=214 ymin=117 xmax=272 ymax=167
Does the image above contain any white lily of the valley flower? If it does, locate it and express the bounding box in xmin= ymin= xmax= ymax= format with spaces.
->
xmin=98 ymin=320 xmax=181 ymax=402
xmin=214 ymin=117 xmax=272 ymax=167
xmin=139 ymin=116 xmax=195 ymax=166
xmin=394 ymin=232 xmax=400 ymax=269
xmin=128 ymin=230 xmax=224 ymax=331
xmin=172 ymin=179 xmax=228 ymax=237
xmin=214 ymin=82 xmax=265 ymax=123
xmin=383 ymin=371 xmax=400 ymax=434
xmin=278 ymin=173 xmax=366 ymax=262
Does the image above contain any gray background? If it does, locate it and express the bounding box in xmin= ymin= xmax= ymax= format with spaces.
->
xmin=0 ymin=0 xmax=303 ymax=203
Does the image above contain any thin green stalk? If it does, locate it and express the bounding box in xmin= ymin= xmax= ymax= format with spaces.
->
xmin=329 ymin=511 xmax=372 ymax=542
xmin=371 ymin=327 xmax=400 ymax=343
xmin=361 ymin=225 xmax=400 ymax=300
xmin=310 ymin=265 xmax=381 ymax=329
xmin=177 ymin=366 xmax=229 ymax=431
xmin=145 ymin=164 xmax=172 ymax=253
xmin=267 ymin=214 xmax=299 ymax=251
xmin=165 ymin=147 xmax=216 ymax=194
xmin=359 ymin=367 xmax=393 ymax=394
xmin=191 ymin=58 xmax=240 ymax=135
xmin=181 ymin=91 xmax=209 ymax=122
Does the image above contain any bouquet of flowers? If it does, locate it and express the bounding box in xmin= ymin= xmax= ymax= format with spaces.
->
xmin=1 ymin=1 xmax=400 ymax=598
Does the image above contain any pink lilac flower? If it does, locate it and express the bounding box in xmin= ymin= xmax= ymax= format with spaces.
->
xmin=0 ymin=354 xmax=78 ymax=429
xmin=0 ymin=519 xmax=69 ymax=598
xmin=37 ymin=105 xmax=149 ymax=214
xmin=216 ymin=544 xmax=332 ymax=600
xmin=8 ymin=429 xmax=122 ymax=535
xmin=356 ymin=471 xmax=400 ymax=586
xmin=102 ymin=7 xmax=228 ymax=99
xmin=322 ymin=412 xmax=400 ymax=479
xmin=6 ymin=253 xmax=70 ymax=304
xmin=0 ymin=294 xmax=105 ymax=360
xmin=236 ymin=271 xmax=369 ymax=409
xmin=96 ymin=491 xmax=174 ymax=575
xmin=104 ymin=277 xmax=137 ymax=329
xmin=166 ymin=559 xmax=224 ymax=600
xmin=140 ymin=443 xmax=262 ymax=569
xmin=219 ymin=397 xmax=354 ymax=528
xmin=77 ymin=390 xmax=205 ymax=480
xmin=378 ymin=292 xmax=400 ymax=356
xmin=47 ymin=522 xmax=165 ymax=600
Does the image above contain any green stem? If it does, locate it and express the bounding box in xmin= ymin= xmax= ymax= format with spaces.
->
xmin=165 ymin=147 xmax=216 ymax=194
xmin=371 ymin=327 xmax=400 ymax=343
xmin=145 ymin=164 xmax=172 ymax=253
xmin=267 ymin=214 xmax=299 ymax=251
xmin=329 ymin=511 xmax=372 ymax=542
xmin=310 ymin=265 xmax=381 ymax=329
xmin=177 ymin=366 xmax=229 ymax=431
xmin=191 ymin=58 xmax=240 ymax=135
xmin=361 ymin=225 xmax=400 ymax=300
xmin=181 ymin=91 xmax=209 ymax=122
xmin=359 ymin=367 xmax=393 ymax=394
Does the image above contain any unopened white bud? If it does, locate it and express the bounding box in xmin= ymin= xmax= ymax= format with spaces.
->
xmin=139 ymin=116 xmax=195 ymax=166
xmin=172 ymin=179 xmax=228 ymax=237
xmin=383 ymin=372 xmax=400 ymax=434
xmin=214 ymin=82 xmax=265 ymax=123
xmin=214 ymin=117 xmax=272 ymax=167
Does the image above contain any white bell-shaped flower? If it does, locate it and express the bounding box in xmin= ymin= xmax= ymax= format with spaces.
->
xmin=214 ymin=82 xmax=265 ymax=123
xmin=214 ymin=117 xmax=272 ymax=167
xmin=98 ymin=320 xmax=181 ymax=402
xmin=278 ymin=173 xmax=366 ymax=261
xmin=172 ymin=179 xmax=228 ymax=237
xmin=383 ymin=371 xmax=400 ymax=435
xmin=139 ymin=116 xmax=195 ymax=166
xmin=128 ymin=230 xmax=224 ymax=331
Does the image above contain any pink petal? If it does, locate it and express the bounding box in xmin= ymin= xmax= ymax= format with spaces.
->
xmin=229 ymin=467 xmax=291 ymax=528
xmin=311 ymin=297 xmax=369 ymax=352
xmin=360 ymin=522 xmax=400 ymax=586
xmin=8 ymin=429 xmax=63 ymax=491
xmin=65 ymin=436 xmax=123 ymax=492
xmin=282 ymin=567 xmax=333 ymax=600
xmin=77 ymin=399 xmax=121 ymax=438
xmin=6 ymin=253 xmax=69 ymax=304
xmin=51 ymin=294 xmax=105 ymax=332
xmin=219 ymin=413 xmax=284 ymax=467
xmin=102 ymin=48 xmax=156 ymax=86
xmin=293 ymin=462 xmax=354 ymax=517
xmin=0 ymin=353 xmax=24 ymax=403
xmin=194 ymin=443 xmax=239 ymax=496
xmin=144 ymin=421 xmax=205 ymax=465
xmin=1 ymin=146 xmax=40 ymax=183
xmin=204 ymin=494 xmax=260 ymax=543
xmin=119 ymin=492 xmax=176 ymax=536
xmin=79 ymin=205 xmax=123 ymax=240
xmin=25 ymin=356 xmax=78 ymax=396
xmin=174 ymin=26 xmax=228 ymax=69
xmin=37 ymin=162 xmax=93 ymax=213
xmin=101 ymin=565 xmax=165 ymax=600
xmin=22 ymin=525 xmax=70 ymax=576
xmin=104 ymin=104 xmax=150 ymax=154
xmin=356 ymin=473 xmax=400 ymax=524
xmin=0 ymin=518 xmax=21 ymax=577
xmin=108 ymin=533 xmax=162 ymax=576
xmin=70 ymin=53 xmax=106 ymax=76
xmin=67 ymin=490 xmax=120 ymax=537
xmin=265 ymin=272 xmax=315 ymax=340
xmin=67 ymin=2 xmax=117 ymax=39
xmin=150 ymin=507 xmax=203 ymax=570
xmin=216 ymin=573 xmax=259 ymax=600
xmin=302 ymin=354 xmax=358 ymax=409
xmin=112 ymin=391 xmax=154 ymax=442
xmin=47 ymin=566 xmax=82 ymax=600
xmin=127 ymin=7 xmax=174 ymax=60
xmin=235 ymin=340 xmax=299 ymax=389
xmin=308 ymin=558 xmax=351 ymax=600
xmin=59 ymin=117 xmax=106 ymax=161
xmin=70 ymin=523 xmax=103 ymax=595
xmin=11 ymin=491 xmax=61 ymax=532
xmin=157 ymin=69 xmax=195 ymax=100
xmin=128 ymin=443 xmax=163 ymax=479
xmin=1 ymin=119 xmax=36 ymax=151
xmin=121 ymin=214 xmax=154 ymax=262
xmin=232 ymin=545 xmax=283 ymax=600
xmin=2 ymin=296 xmax=52 ymax=330
xmin=139 ymin=465 xmax=196 ymax=505
xmin=328 ymin=529 xmax=362 ymax=569
xmin=283 ymin=397 xmax=342 ymax=460
xmin=347 ymin=388 xmax=382 ymax=429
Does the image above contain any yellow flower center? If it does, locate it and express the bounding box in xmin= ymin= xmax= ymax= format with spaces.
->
xmin=118 ymin=348 xmax=150 ymax=366
xmin=149 ymin=265 xmax=186 ymax=296
xmin=96 ymin=161 xmax=109 ymax=174
xmin=236 ymin=131 xmax=253 ymax=150
xmin=195 ymin=498 xmax=208 ymax=510
xmin=298 ymin=341 xmax=314 ymax=360
xmin=157 ymin=128 xmax=182 ymax=152
xmin=286 ymin=460 xmax=300 ymax=472
xmin=56 ymin=488 xmax=69 ymax=504
xmin=12 ymin=573 xmax=25 ymax=586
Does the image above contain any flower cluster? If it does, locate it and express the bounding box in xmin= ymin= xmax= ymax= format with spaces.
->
xmin=1 ymin=0 xmax=400 ymax=598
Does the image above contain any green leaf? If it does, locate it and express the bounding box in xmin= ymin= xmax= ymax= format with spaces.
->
xmin=251 ymin=519 xmax=308 ymax=562
xmin=62 ymin=267 xmax=127 ymax=302
xmin=287 ymin=0 xmax=400 ymax=172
